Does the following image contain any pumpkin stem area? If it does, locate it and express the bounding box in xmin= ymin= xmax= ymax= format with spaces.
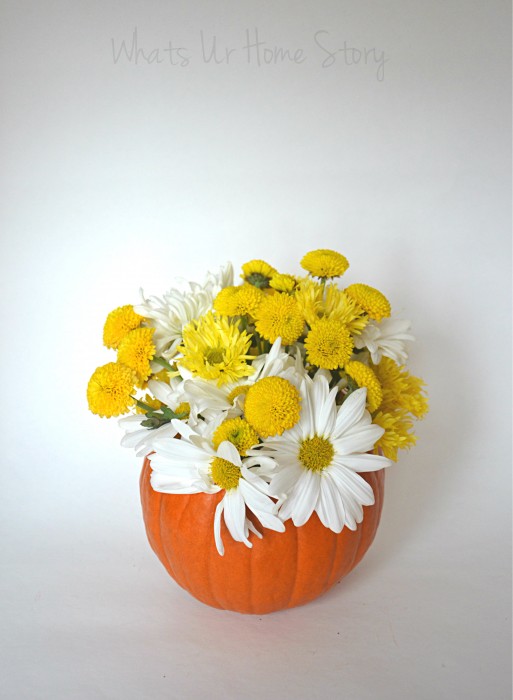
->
xmin=298 ymin=435 xmax=334 ymax=472
xmin=210 ymin=457 xmax=241 ymax=490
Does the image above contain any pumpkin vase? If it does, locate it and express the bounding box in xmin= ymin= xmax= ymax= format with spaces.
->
xmin=140 ymin=458 xmax=385 ymax=615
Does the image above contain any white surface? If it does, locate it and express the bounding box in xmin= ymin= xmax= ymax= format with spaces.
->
xmin=0 ymin=1 xmax=511 ymax=699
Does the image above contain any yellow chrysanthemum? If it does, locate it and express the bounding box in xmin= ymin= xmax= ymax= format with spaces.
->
xmin=300 ymin=249 xmax=349 ymax=279
xmin=304 ymin=318 xmax=353 ymax=370
xmin=254 ymin=293 xmax=305 ymax=345
xmin=103 ymin=305 xmax=144 ymax=349
xmin=372 ymin=409 xmax=417 ymax=461
xmin=212 ymin=417 xmax=259 ymax=456
xmin=269 ymin=273 xmax=296 ymax=293
xmin=345 ymin=283 xmax=391 ymax=321
xmin=244 ymin=376 xmax=301 ymax=438
xmin=240 ymin=259 xmax=277 ymax=288
xmin=135 ymin=394 xmax=162 ymax=415
xmin=178 ymin=312 xmax=254 ymax=386
xmin=117 ymin=327 xmax=156 ymax=386
xmin=373 ymin=357 xmax=429 ymax=418
xmin=87 ymin=362 xmax=135 ymax=418
xmin=294 ymin=279 xmax=368 ymax=336
xmin=344 ymin=361 xmax=383 ymax=412
xmin=214 ymin=284 xmax=264 ymax=317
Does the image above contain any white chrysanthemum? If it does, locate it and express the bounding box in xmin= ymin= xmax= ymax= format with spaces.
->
xmin=118 ymin=378 xmax=194 ymax=457
xmin=257 ymin=374 xmax=392 ymax=532
xmin=353 ymin=318 xmax=414 ymax=365
xmin=118 ymin=415 xmax=178 ymax=458
xmin=149 ymin=420 xmax=284 ymax=555
xmin=179 ymin=338 xmax=303 ymax=421
xmin=134 ymin=263 xmax=233 ymax=360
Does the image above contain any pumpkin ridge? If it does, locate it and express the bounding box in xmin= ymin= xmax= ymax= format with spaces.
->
xmin=286 ymin=521 xmax=300 ymax=609
xmin=322 ymin=529 xmax=338 ymax=596
xmin=206 ymin=513 xmax=223 ymax=610
xmin=158 ymin=489 xmax=179 ymax=583
xmin=247 ymin=513 xmax=254 ymax=613
xmin=351 ymin=472 xmax=382 ymax=572
xmin=164 ymin=494 xmax=193 ymax=596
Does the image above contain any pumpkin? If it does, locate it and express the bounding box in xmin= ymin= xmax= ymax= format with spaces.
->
xmin=140 ymin=458 xmax=385 ymax=614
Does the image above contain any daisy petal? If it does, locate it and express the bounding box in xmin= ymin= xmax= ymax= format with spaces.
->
xmin=333 ymin=389 xmax=368 ymax=436
xmin=280 ymin=469 xmax=320 ymax=527
xmin=334 ymin=452 xmax=392 ymax=472
xmin=223 ymin=489 xmax=251 ymax=547
xmin=214 ymin=499 xmax=225 ymax=555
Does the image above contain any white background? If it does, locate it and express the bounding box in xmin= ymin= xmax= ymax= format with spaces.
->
xmin=1 ymin=1 xmax=511 ymax=699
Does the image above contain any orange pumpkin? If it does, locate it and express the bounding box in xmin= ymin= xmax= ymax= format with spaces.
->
xmin=140 ymin=457 xmax=385 ymax=614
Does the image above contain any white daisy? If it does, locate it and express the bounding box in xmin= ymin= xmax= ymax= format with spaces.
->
xmin=149 ymin=420 xmax=284 ymax=555
xmin=260 ymin=373 xmax=392 ymax=532
xmin=134 ymin=263 xmax=233 ymax=360
xmin=353 ymin=318 xmax=415 ymax=365
xmin=118 ymin=378 xmax=194 ymax=458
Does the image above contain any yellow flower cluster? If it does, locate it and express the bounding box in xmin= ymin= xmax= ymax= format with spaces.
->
xmin=87 ymin=304 xmax=157 ymax=418
xmin=87 ymin=248 xmax=427 ymax=465
xmin=370 ymin=358 xmax=428 ymax=460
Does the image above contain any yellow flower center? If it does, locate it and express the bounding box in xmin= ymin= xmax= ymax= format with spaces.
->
xmin=210 ymin=457 xmax=241 ymax=490
xmin=175 ymin=401 xmax=190 ymax=418
xmin=205 ymin=347 xmax=225 ymax=365
xmin=244 ymin=376 xmax=301 ymax=438
xmin=213 ymin=417 xmax=259 ymax=456
xmin=298 ymin=435 xmax=335 ymax=472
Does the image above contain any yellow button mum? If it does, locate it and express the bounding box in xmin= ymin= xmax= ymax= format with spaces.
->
xmin=103 ymin=305 xmax=144 ymax=349
xmin=240 ymin=259 xmax=277 ymax=288
xmin=117 ymin=327 xmax=156 ymax=386
xmin=255 ymin=293 xmax=305 ymax=345
xmin=345 ymin=283 xmax=391 ymax=321
xmin=300 ymin=249 xmax=349 ymax=279
xmin=214 ymin=284 xmax=264 ymax=317
xmin=372 ymin=409 xmax=416 ymax=461
xmin=269 ymin=273 xmax=296 ymax=293
xmin=304 ymin=318 xmax=353 ymax=369
xmin=244 ymin=376 xmax=301 ymax=438
xmin=213 ymin=417 xmax=259 ymax=456
xmin=344 ymin=361 xmax=383 ymax=412
xmin=87 ymin=362 xmax=135 ymax=417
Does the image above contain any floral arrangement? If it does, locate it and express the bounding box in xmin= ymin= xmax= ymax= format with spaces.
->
xmin=87 ymin=249 xmax=428 ymax=556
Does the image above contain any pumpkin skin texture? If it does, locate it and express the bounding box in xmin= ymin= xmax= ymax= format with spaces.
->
xmin=140 ymin=458 xmax=385 ymax=615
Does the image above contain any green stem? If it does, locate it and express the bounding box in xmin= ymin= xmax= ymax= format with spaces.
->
xmin=152 ymin=356 xmax=174 ymax=371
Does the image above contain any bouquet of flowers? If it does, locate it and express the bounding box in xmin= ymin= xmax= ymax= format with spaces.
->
xmin=87 ymin=248 xmax=427 ymax=610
